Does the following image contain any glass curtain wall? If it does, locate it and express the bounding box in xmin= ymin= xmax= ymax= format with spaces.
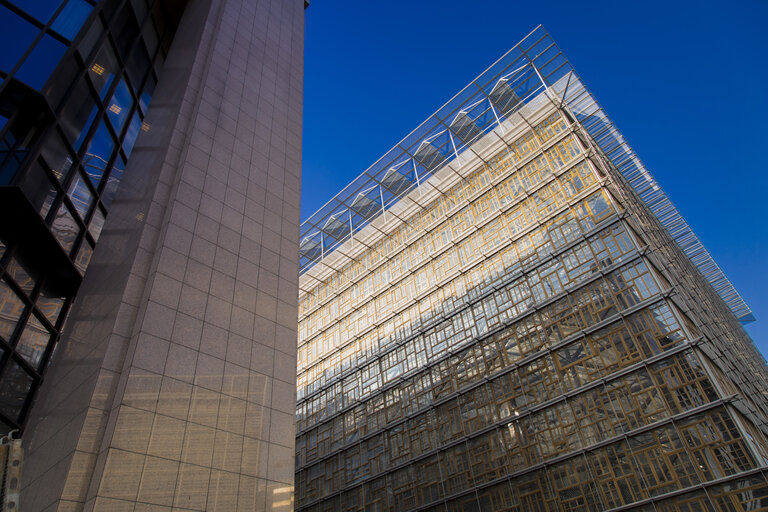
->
xmin=295 ymin=63 xmax=768 ymax=512
xmin=0 ymin=0 xmax=186 ymax=432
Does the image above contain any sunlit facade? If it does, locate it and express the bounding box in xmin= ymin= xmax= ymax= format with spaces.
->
xmin=295 ymin=28 xmax=768 ymax=511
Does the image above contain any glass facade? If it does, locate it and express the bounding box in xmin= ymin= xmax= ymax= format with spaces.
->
xmin=295 ymin=29 xmax=768 ymax=511
xmin=0 ymin=0 xmax=187 ymax=431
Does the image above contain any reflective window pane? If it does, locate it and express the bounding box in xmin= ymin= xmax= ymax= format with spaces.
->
xmin=102 ymin=156 xmax=124 ymax=208
xmin=89 ymin=207 xmax=105 ymax=242
xmin=51 ymin=203 xmax=79 ymax=253
xmin=106 ymin=80 xmax=133 ymax=133
xmin=67 ymin=171 xmax=93 ymax=219
xmin=41 ymin=133 xmax=74 ymax=184
xmin=36 ymin=287 xmax=64 ymax=326
xmin=0 ymin=359 xmax=34 ymax=423
xmin=0 ymin=279 xmax=25 ymax=341
xmin=16 ymin=313 xmax=51 ymax=369
xmin=123 ymin=111 xmax=141 ymax=157
xmin=88 ymin=43 xmax=118 ymax=99
xmin=17 ymin=160 xmax=57 ymax=219
xmin=139 ymin=75 xmax=155 ymax=114
xmin=51 ymin=0 xmax=92 ymax=41
xmin=8 ymin=0 xmax=62 ymax=24
xmin=62 ymin=78 xmax=99 ymax=150
xmin=6 ymin=257 xmax=35 ymax=294
xmin=74 ymin=240 xmax=93 ymax=274
xmin=126 ymin=42 xmax=150 ymax=93
xmin=83 ymin=119 xmax=114 ymax=187
xmin=16 ymin=34 xmax=68 ymax=90
xmin=0 ymin=6 xmax=38 ymax=74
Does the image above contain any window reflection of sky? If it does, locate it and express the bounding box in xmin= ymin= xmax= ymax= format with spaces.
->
xmin=51 ymin=0 xmax=92 ymax=41
xmin=83 ymin=120 xmax=114 ymax=188
xmin=8 ymin=0 xmax=62 ymax=24
xmin=123 ymin=112 xmax=141 ymax=157
xmin=107 ymin=80 xmax=133 ymax=133
xmin=1 ymin=0 xmax=93 ymax=91
xmin=89 ymin=44 xmax=118 ymax=99
xmin=17 ymin=35 xmax=67 ymax=90
xmin=0 ymin=6 xmax=37 ymax=73
xmin=67 ymin=172 xmax=92 ymax=219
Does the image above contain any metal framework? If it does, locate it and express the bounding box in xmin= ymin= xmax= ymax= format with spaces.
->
xmin=299 ymin=25 xmax=752 ymax=324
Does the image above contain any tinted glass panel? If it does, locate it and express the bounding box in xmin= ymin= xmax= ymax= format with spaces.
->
xmin=50 ymin=0 xmax=92 ymax=41
xmin=0 ymin=359 xmax=33 ymax=422
xmin=126 ymin=41 xmax=150 ymax=91
xmin=139 ymin=75 xmax=155 ymax=113
xmin=83 ymin=119 xmax=114 ymax=187
xmin=74 ymin=240 xmax=92 ymax=274
xmin=7 ymin=0 xmax=62 ymax=24
xmin=62 ymin=78 xmax=99 ymax=150
xmin=102 ymin=156 xmax=124 ymax=208
xmin=67 ymin=171 xmax=93 ymax=219
xmin=106 ymin=80 xmax=133 ymax=133
xmin=17 ymin=35 xmax=68 ymax=90
xmin=0 ymin=279 xmax=25 ymax=341
xmin=6 ymin=257 xmax=35 ymax=294
xmin=17 ymin=160 xmax=57 ymax=218
xmin=88 ymin=43 xmax=118 ymax=99
xmin=36 ymin=288 xmax=64 ymax=326
xmin=51 ymin=203 xmax=79 ymax=253
xmin=89 ymin=208 xmax=105 ymax=242
xmin=16 ymin=314 xmax=51 ymax=369
xmin=41 ymin=133 xmax=74 ymax=184
xmin=0 ymin=6 xmax=37 ymax=74
xmin=123 ymin=111 xmax=141 ymax=157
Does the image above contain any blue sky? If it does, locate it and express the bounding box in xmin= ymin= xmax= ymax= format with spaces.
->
xmin=301 ymin=0 xmax=768 ymax=354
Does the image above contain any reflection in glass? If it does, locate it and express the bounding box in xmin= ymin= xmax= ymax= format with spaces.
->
xmin=75 ymin=240 xmax=93 ymax=274
xmin=102 ymin=156 xmax=124 ymax=209
xmin=37 ymin=288 xmax=64 ymax=326
xmin=16 ymin=314 xmax=50 ymax=369
xmin=88 ymin=43 xmax=118 ymax=99
xmin=7 ymin=0 xmax=61 ymax=24
xmin=67 ymin=171 xmax=93 ymax=219
xmin=50 ymin=0 xmax=92 ymax=41
xmin=123 ymin=112 xmax=141 ymax=158
xmin=64 ymin=78 xmax=99 ymax=150
xmin=126 ymin=42 xmax=150 ymax=92
xmin=51 ymin=203 xmax=79 ymax=253
xmin=140 ymin=75 xmax=155 ymax=113
xmin=0 ymin=279 xmax=25 ymax=341
xmin=89 ymin=208 xmax=105 ymax=242
xmin=83 ymin=119 xmax=114 ymax=187
xmin=0 ymin=6 xmax=37 ymax=74
xmin=17 ymin=160 xmax=58 ymax=219
xmin=16 ymin=35 xmax=67 ymax=90
xmin=6 ymin=258 xmax=35 ymax=294
xmin=0 ymin=359 xmax=33 ymax=423
xmin=107 ymin=80 xmax=133 ymax=133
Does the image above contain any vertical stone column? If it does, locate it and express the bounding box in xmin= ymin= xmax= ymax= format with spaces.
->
xmin=21 ymin=0 xmax=303 ymax=510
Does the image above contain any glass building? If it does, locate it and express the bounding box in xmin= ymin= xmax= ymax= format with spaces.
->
xmin=295 ymin=27 xmax=768 ymax=511
xmin=0 ymin=0 xmax=186 ymax=434
xmin=0 ymin=0 xmax=306 ymax=510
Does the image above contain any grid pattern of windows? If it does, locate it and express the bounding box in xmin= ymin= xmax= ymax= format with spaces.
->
xmin=296 ymin=98 xmax=768 ymax=510
xmin=0 ymin=242 xmax=69 ymax=430
xmin=0 ymin=0 xmax=186 ymax=430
